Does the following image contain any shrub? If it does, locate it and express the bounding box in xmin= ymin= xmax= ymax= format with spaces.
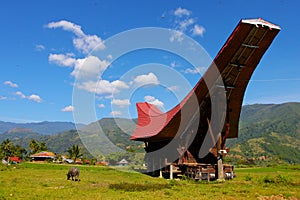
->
xmin=245 ymin=174 xmax=253 ymax=181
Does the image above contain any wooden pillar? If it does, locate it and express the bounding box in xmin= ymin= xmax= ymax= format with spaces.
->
xmin=159 ymin=158 xmax=163 ymax=178
xmin=170 ymin=164 xmax=173 ymax=180
xmin=217 ymin=134 xmax=224 ymax=180
xmin=152 ymin=157 xmax=155 ymax=176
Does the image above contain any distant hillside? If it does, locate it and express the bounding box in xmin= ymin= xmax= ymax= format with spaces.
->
xmin=227 ymin=102 xmax=300 ymax=164
xmin=4 ymin=118 xmax=142 ymax=156
xmin=1 ymin=103 xmax=299 ymax=163
xmin=0 ymin=128 xmax=41 ymax=141
xmin=0 ymin=121 xmax=85 ymax=135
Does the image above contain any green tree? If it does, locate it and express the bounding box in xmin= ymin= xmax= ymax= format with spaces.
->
xmin=0 ymin=139 xmax=14 ymax=160
xmin=67 ymin=144 xmax=83 ymax=163
xmin=13 ymin=145 xmax=27 ymax=160
xmin=29 ymin=140 xmax=48 ymax=154
xmin=39 ymin=142 xmax=48 ymax=152
xmin=29 ymin=139 xmax=40 ymax=154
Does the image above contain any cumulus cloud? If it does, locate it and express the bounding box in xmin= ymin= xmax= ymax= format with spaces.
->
xmin=174 ymin=7 xmax=191 ymax=17
xmin=75 ymin=79 xmax=129 ymax=95
xmin=16 ymin=91 xmax=26 ymax=99
xmin=46 ymin=20 xmax=105 ymax=54
xmin=184 ymin=66 xmax=207 ymax=74
xmin=15 ymin=91 xmax=43 ymax=103
xmin=167 ymin=85 xmax=179 ymax=92
xmin=111 ymin=99 xmax=130 ymax=107
xmin=71 ymin=56 xmax=110 ymax=80
xmin=49 ymin=53 xmax=110 ymax=80
xmin=4 ymin=81 xmax=18 ymax=88
xmin=61 ymin=105 xmax=74 ymax=112
xmin=107 ymin=54 xmax=113 ymax=60
xmin=111 ymin=80 xmax=129 ymax=89
xmin=0 ymin=96 xmax=8 ymax=100
xmin=169 ymin=30 xmax=184 ymax=43
xmin=170 ymin=7 xmax=205 ymax=42
xmin=133 ymin=72 xmax=159 ymax=87
xmin=35 ymin=44 xmax=45 ymax=51
xmin=170 ymin=62 xmax=176 ymax=68
xmin=98 ymin=104 xmax=105 ymax=108
xmin=110 ymin=110 xmax=122 ymax=116
xmin=28 ymin=94 xmax=42 ymax=103
xmin=144 ymin=95 xmax=164 ymax=109
xmin=49 ymin=53 xmax=77 ymax=67
xmin=192 ymin=24 xmax=205 ymax=37
xmin=179 ymin=18 xmax=195 ymax=31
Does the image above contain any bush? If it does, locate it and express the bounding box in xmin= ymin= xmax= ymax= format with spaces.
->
xmin=245 ymin=174 xmax=253 ymax=181
xmin=261 ymin=174 xmax=292 ymax=184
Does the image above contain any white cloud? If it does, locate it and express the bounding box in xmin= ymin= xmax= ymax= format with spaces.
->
xmin=4 ymin=81 xmax=18 ymax=88
xmin=47 ymin=20 xmax=84 ymax=36
xmin=170 ymin=61 xmax=177 ymax=68
xmin=107 ymin=54 xmax=113 ymax=60
xmin=144 ymin=95 xmax=164 ymax=109
xmin=111 ymin=80 xmax=129 ymax=89
xmin=179 ymin=18 xmax=195 ymax=31
xmin=75 ymin=79 xmax=128 ymax=95
xmin=46 ymin=20 xmax=105 ymax=54
xmin=133 ymin=72 xmax=159 ymax=87
xmin=61 ymin=105 xmax=74 ymax=112
xmin=16 ymin=91 xmax=26 ymax=99
xmin=15 ymin=91 xmax=43 ymax=103
xmin=174 ymin=7 xmax=191 ymax=17
xmin=192 ymin=24 xmax=205 ymax=37
xmin=98 ymin=104 xmax=105 ymax=108
xmin=184 ymin=66 xmax=207 ymax=74
xmin=170 ymin=7 xmax=205 ymax=41
xmin=28 ymin=94 xmax=42 ymax=103
xmin=49 ymin=53 xmax=110 ymax=80
xmin=111 ymin=99 xmax=130 ymax=107
xmin=167 ymin=85 xmax=179 ymax=92
xmin=169 ymin=30 xmax=184 ymax=43
xmin=110 ymin=110 xmax=122 ymax=116
xmin=35 ymin=44 xmax=45 ymax=51
xmin=71 ymin=56 xmax=110 ymax=80
xmin=49 ymin=53 xmax=76 ymax=67
xmin=0 ymin=96 xmax=8 ymax=100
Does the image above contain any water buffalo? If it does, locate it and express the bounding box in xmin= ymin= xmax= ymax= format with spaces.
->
xmin=67 ymin=167 xmax=80 ymax=181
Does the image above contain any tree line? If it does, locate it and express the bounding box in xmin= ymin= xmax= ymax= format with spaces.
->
xmin=0 ymin=138 xmax=84 ymax=163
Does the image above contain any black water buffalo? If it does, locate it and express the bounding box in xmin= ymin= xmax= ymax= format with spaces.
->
xmin=67 ymin=167 xmax=80 ymax=181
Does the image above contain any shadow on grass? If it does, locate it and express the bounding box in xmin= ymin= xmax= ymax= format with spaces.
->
xmin=109 ymin=182 xmax=171 ymax=192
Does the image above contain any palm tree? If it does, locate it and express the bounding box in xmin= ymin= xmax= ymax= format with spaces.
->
xmin=67 ymin=145 xmax=83 ymax=163
xmin=39 ymin=142 xmax=48 ymax=152
xmin=0 ymin=139 xmax=14 ymax=160
xmin=29 ymin=139 xmax=40 ymax=154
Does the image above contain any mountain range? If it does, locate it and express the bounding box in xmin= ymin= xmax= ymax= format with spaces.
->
xmin=0 ymin=102 xmax=299 ymax=163
xmin=0 ymin=121 xmax=85 ymax=135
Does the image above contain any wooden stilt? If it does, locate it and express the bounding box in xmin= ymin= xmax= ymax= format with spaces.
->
xmin=170 ymin=164 xmax=173 ymax=180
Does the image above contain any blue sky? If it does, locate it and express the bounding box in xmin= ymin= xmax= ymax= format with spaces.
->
xmin=0 ymin=0 xmax=299 ymax=124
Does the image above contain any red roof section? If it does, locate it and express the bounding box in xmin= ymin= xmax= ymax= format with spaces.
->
xmin=8 ymin=156 xmax=21 ymax=163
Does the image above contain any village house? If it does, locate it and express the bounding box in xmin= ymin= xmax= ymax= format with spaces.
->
xmin=118 ymin=158 xmax=129 ymax=166
xmin=30 ymin=151 xmax=55 ymax=162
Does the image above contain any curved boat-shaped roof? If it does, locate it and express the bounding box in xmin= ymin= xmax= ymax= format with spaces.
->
xmin=131 ymin=18 xmax=280 ymax=142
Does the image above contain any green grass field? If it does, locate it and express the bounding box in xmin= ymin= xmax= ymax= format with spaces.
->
xmin=0 ymin=163 xmax=299 ymax=200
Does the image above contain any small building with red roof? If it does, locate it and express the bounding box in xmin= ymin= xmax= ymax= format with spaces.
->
xmin=8 ymin=156 xmax=21 ymax=163
xmin=30 ymin=151 xmax=55 ymax=161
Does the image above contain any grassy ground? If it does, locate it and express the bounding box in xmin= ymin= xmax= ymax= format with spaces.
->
xmin=0 ymin=163 xmax=299 ymax=200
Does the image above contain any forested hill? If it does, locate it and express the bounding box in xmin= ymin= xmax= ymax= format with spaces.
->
xmin=0 ymin=102 xmax=299 ymax=163
xmin=0 ymin=121 xmax=84 ymax=135
xmin=227 ymin=102 xmax=300 ymax=164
